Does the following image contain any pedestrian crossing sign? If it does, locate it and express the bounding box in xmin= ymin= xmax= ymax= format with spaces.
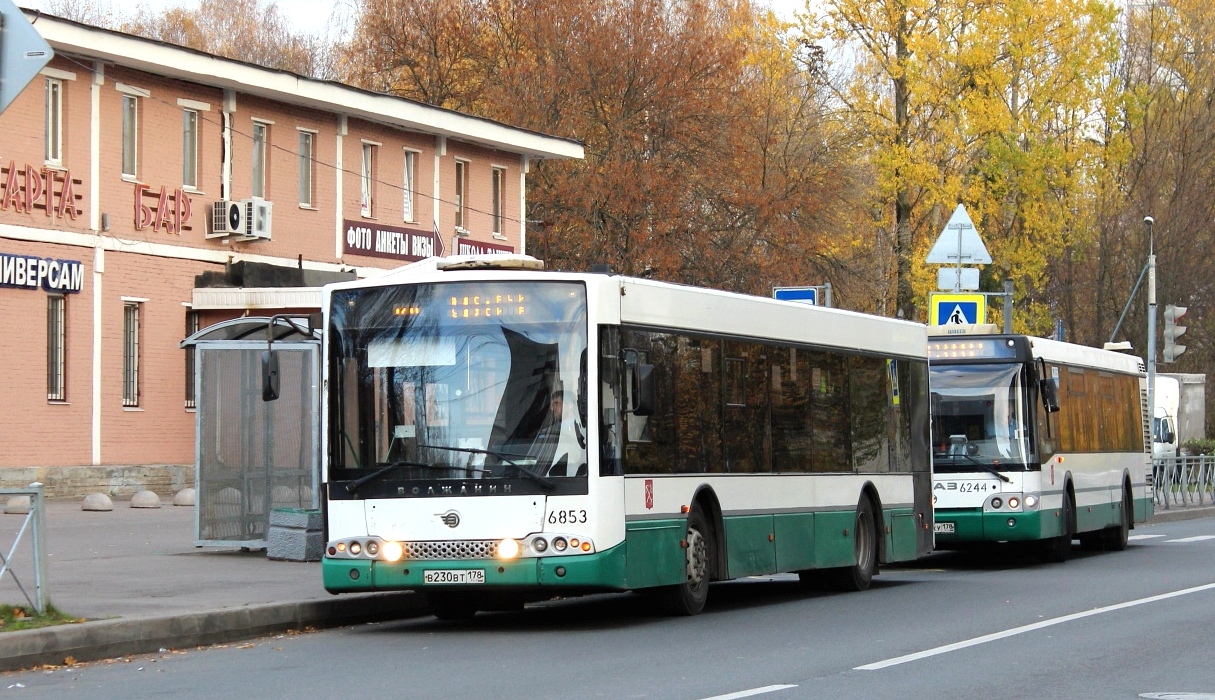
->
xmin=931 ymin=293 xmax=986 ymax=326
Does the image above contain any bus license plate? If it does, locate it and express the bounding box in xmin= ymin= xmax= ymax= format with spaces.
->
xmin=934 ymin=522 xmax=956 ymax=534
xmin=423 ymin=569 xmax=485 ymax=585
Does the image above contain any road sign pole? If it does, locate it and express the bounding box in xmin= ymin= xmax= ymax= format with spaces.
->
xmin=1146 ymin=216 xmax=1156 ymax=448
xmin=1003 ymin=279 xmax=1013 ymax=333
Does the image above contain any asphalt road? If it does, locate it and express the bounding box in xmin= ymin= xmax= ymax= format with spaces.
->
xmin=5 ymin=516 xmax=1215 ymax=700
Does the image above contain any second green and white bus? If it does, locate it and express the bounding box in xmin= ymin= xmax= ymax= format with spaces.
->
xmin=928 ymin=327 xmax=1153 ymax=560
xmin=319 ymin=255 xmax=933 ymax=617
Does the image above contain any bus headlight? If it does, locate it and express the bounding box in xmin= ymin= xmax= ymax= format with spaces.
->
xmin=1007 ymin=497 xmax=1020 ymax=510
xmin=498 ymin=538 xmax=521 ymax=559
xmin=381 ymin=541 xmax=404 ymax=562
xmin=1024 ymin=494 xmax=1038 ymax=509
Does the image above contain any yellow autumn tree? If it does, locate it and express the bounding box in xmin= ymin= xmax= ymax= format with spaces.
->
xmin=816 ymin=0 xmax=1123 ymax=328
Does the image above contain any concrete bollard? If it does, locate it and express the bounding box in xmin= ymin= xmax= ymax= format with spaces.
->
xmin=173 ymin=488 xmax=196 ymax=506
xmin=266 ymin=508 xmax=323 ymax=562
xmin=3 ymin=495 xmax=31 ymax=515
xmin=130 ymin=490 xmax=161 ymax=508
xmin=81 ymin=493 xmax=114 ymax=511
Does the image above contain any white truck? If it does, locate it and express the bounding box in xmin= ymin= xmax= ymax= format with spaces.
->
xmin=1153 ymin=375 xmax=1180 ymax=460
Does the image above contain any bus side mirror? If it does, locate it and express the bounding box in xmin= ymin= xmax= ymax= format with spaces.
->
xmin=623 ymin=349 xmax=654 ymax=416
xmin=632 ymin=363 xmax=655 ymax=416
xmin=1039 ymin=378 xmax=1059 ymax=413
xmin=262 ymin=349 xmax=280 ymax=402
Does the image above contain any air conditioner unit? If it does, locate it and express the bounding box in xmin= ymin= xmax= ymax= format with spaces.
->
xmin=241 ymin=198 xmax=273 ymax=240
xmin=208 ymin=200 xmax=246 ymax=238
xmin=210 ymin=198 xmax=272 ymax=241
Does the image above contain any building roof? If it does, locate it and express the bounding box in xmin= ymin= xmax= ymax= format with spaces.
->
xmin=23 ymin=8 xmax=585 ymax=161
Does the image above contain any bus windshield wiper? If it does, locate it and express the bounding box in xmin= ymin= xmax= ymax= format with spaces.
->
xmin=419 ymin=444 xmax=556 ymax=490
xmin=952 ymin=452 xmax=1012 ymax=483
xmin=345 ymin=460 xmax=489 ymax=494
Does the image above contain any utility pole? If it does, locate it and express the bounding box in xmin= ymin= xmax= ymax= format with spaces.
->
xmin=1145 ymin=216 xmax=1156 ymax=449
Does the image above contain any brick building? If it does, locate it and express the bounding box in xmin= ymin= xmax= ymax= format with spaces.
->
xmin=0 ymin=10 xmax=582 ymax=496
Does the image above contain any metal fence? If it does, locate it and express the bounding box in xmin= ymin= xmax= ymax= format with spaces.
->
xmin=1152 ymin=455 xmax=1215 ymax=510
xmin=0 ymin=485 xmax=47 ymax=613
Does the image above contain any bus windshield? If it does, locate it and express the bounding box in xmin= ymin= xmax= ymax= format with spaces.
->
xmin=328 ymin=280 xmax=589 ymax=496
xmin=930 ymin=363 xmax=1032 ymax=471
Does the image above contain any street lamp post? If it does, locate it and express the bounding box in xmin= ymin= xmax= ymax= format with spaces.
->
xmin=1146 ymin=216 xmax=1157 ymax=452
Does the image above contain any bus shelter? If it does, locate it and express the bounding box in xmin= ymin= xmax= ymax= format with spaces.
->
xmin=180 ymin=317 xmax=321 ymax=548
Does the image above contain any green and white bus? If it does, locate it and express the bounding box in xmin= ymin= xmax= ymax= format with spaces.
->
xmin=320 ymin=255 xmax=933 ymax=617
xmin=928 ymin=328 xmax=1153 ymax=560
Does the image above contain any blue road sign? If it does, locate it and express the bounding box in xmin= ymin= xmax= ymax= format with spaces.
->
xmin=0 ymin=0 xmax=54 ymax=115
xmin=773 ymin=287 xmax=818 ymax=305
xmin=930 ymin=292 xmax=986 ymax=326
xmin=936 ymin=301 xmax=978 ymax=325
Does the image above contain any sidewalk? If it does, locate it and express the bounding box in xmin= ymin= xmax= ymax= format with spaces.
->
xmin=0 ymin=498 xmax=427 ymax=672
xmin=0 ymin=497 xmax=1212 ymax=673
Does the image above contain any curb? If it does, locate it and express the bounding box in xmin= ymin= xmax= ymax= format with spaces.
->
xmin=0 ymin=592 xmax=429 ymax=672
xmin=1147 ymin=505 xmax=1215 ymax=524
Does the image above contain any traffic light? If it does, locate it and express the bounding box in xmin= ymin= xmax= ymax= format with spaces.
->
xmin=1164 ymin=304 xmax=1188 ymax=363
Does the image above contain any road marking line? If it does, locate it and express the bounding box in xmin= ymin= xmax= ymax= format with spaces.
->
xmin=855 ymin=582 xmax=1215 ymax=671
xmin=1129 ymin=534 xmax=1166 ymax=540
xmin=1167 ymin=536 xmax=1215 ymax=543
xmin=699 ymin=684 xmax=798 ymax=700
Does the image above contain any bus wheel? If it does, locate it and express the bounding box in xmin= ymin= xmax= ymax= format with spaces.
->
xmin=1101 ymin=487 xmax=1132 ymax=551
xmin=660 ymin=506 xmax=713 ymax=615
xmin=826 ymin=497 xmax=878 ymax=592
xmin=428 ymin=592 xmax=480 ymax=620
xmin=1039 ymin=492 xmax=1074 ymax=563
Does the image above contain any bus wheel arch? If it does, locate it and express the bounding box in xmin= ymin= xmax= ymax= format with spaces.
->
xmin=824 ymin=489 xmax=880 ymax=592
xmin=690 ymin=487 xmax=726 ymax=581
xmin=1039 ymin=475 xmax=1075 ymax=563
xmin=860 ymin=482 xmax=887 ymax=565
xmin=659 ymin=487 xmax=720 ymax=616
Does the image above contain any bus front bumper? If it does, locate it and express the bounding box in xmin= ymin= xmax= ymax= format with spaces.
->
xmin=933 ymin=508 xmax=1052 ymax=544
xmin=323 ymin=543 xmax=627 ymax=594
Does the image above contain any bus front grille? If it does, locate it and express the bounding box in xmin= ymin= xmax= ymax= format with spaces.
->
xmin=404 ymin=540 xmax=499 ymax=560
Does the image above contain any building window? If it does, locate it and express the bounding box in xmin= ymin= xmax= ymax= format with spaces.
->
xmin=492 ymin=167 xmax=505 ymax=236
xmin=47 ymin=295 xmax=66 ymax=401
xmin=182 ymin=109 xmax=199 ymax=189
xmin=403 ymin=150 xmax=416 ymax=222
xmin=184 ymin=310 xmax=200 ymax=409
xmin=252 ymin=122 xmax=269 ymax=199
xmin=361 ymin=143 xmax=376 ymax=217
xmin=45 ymin=78 xmax=63 ymax=165
xmin=298 ymin=131 xmax=314 ymax=206
xmin=123 ymin=302 xmax=141 ymax=407
xmin=122 ymin=94 xmax=139 ymax=178
xmin=454 ymin=160 xmax=468 ymax=231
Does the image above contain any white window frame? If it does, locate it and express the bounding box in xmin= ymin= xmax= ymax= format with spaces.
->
xmin=454 ymin=159 xmax=468 ymax=232
xmin=184 ymin=308 xmax=200 ymax=409
xmin=492 ymin=166 xmax=506 ymax=237
xmin=45 ymin=78 xmax=63 ymax=165
xmin=122 ymin=300 xmax=142 ymax=407
xmin=361 ymin=141 xmax=377 ymax=217
xmin=47 ymin=294 xmax=66 ymax=402
xmin=403 ymin=149 xmax=418 ymax=223
xmin=252 ymin=121 xmax=270 ymax=199
xmin=298 ymin=129 xmax=315 ymax=207
xmin=182 ymin=109 xmax=199 ymax=189
xmin=121 ymin=94 xmax=139 ymax=178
